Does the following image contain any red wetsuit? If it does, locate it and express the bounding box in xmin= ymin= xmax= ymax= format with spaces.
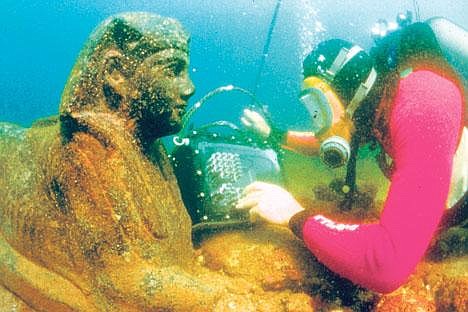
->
xmin=290 ymin=70 xmax=463 ymax=293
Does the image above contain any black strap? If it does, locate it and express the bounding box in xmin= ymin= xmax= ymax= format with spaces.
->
xmin=340 ymin=134 xmax=361 ymax=210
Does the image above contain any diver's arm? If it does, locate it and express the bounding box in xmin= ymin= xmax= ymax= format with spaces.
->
xmin=283 ymin=130 xmax=320 ymax=155
xmin=241 ymin=108 xmax=320 ymax=155
xmin=289 ymin=70 xmax=463 ymax=293
xmin=268 ymin=127 xmax=321 ymax=155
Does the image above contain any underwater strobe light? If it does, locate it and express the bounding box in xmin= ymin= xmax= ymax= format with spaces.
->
xmin=172 ymin=139 xmax=283 ymax=232
xmin=171 ymin=85 xmax=283 ymax=231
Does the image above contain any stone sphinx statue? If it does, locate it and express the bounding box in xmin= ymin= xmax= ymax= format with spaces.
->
xmin=0 ymin=12 xmax=313 ymax=311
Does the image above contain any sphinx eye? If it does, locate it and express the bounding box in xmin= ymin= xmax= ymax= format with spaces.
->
xmin=167 ymin=60 xmax=185 ymax=76
xmin=170 ymin=62 xmax=185 ymax=76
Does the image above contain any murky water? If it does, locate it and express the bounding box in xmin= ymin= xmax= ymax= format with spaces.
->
xmin=1 ymin=1 xmax=467 ymax=311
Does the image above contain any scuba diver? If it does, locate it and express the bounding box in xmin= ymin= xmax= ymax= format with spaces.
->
xmin=237 ymin=16 xmax=467 ymax=293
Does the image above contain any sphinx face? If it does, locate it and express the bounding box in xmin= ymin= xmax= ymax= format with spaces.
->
xmin=130 ymin=48 xmax=195 ymax=139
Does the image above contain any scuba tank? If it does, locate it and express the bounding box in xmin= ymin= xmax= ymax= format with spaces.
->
xmin=372 ymin=12 xmax=467 ymax=110
xmin=370 ymin=12 xmax=467 ymax=209
xmin=427 ymin=17 xmax=468 ymax=109
xmin=427 ymin=17 xmax=468 ymax=208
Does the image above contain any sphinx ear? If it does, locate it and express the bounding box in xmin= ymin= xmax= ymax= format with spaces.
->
xmin=102 ymin=49 xmax=141 ymax=110
xmin=102 ymin=49 xmax=129 ymax=96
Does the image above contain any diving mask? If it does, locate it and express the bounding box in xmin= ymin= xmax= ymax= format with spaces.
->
xmin=300 ymin=87 xmax=333 ymax=136
xmin=300 ymin=76 xmax=352 ymax=168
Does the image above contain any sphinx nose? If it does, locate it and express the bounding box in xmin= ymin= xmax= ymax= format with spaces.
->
xmin=180 ymin=78 xmax=195 ymax=101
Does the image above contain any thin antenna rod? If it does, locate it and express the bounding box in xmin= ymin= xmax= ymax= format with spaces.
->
xmin=252 ymin=0 xmax=283 ymax=97
xmin=413 ymin=0 xmax=421 ymax=21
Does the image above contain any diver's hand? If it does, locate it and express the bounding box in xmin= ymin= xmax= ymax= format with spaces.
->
xmin=236 ymin=182 xmax=305 ymax=226
xmin=240 ymin=109 xmax=271 ymax=139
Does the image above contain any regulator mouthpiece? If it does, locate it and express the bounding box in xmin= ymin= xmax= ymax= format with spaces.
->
xmin=319 ymin=136 xmax=351 ymax=168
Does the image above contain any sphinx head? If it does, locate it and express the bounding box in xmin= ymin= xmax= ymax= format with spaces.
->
xmin=60 ymin=12 xmax=195 ymax=145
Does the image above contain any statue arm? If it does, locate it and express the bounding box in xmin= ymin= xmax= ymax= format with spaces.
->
xmin=0 ymin=232 xmax=99 ymax=311
xmin=59 ymin=117 xmax=278 ymax=310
